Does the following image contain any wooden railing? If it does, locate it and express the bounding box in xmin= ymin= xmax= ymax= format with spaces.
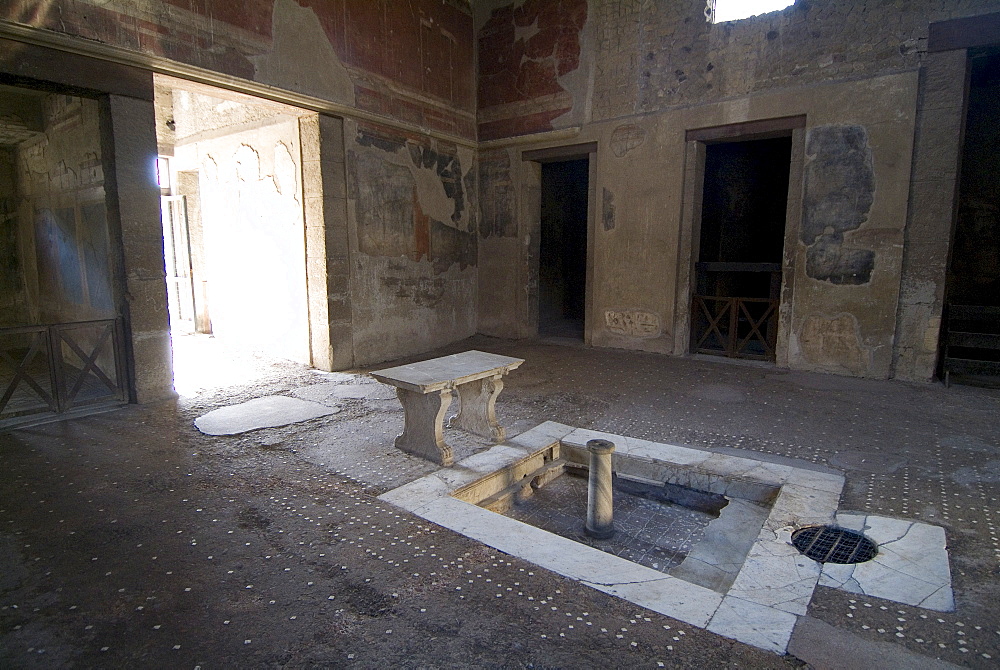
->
xmin=0 ymin=319 xmax=126 ymax=423
xmin=942 ymin=304 xmax=1000 ymax=387
xmin=691 ymin=295 xmax=778 ymax=361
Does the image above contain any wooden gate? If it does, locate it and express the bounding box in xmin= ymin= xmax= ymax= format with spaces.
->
xmin=691 ymin=295 xmax=778 ymax=361
xmin=0 ymin=319 xmax=127 ymax=425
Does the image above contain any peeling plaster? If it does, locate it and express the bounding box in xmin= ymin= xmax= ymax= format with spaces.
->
xmin=513 ymin=16 xmax=540 ymax=44
xmin=348 ymin=133 xmax=476 ymax=272
xmin=356 ymin=129 xmax=471 ymax=230
xmin=802 ymin=125 xmax=877 ymax=285
xmin=551 ymin=1 xmax=593 ymax=129
xmin=602 ymin=187 xmax=615 ymax=231
xmin=251 ymin=0 xmax=355 ymax=105
xmin=479 ymin=149 xmax=516 ymax=239
xmin=272 ymin=141 xmax=297 ymax=198
xmin=478 ymin=0 xmax=587 ymax=138
xmin=234 ymin=144 xmax=260 ymax=182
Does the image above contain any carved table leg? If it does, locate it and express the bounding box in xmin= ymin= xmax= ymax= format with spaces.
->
xmin=449 ymin=373 xmax=505 ymax=442
xmin=394 ymin=387 xmax=454 ymax=466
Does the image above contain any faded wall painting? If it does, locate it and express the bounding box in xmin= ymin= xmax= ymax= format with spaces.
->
xmin=346 ymin=121 xmax=477 ymax=364
xmin=478 ymin=0 xmax=588 ymax=140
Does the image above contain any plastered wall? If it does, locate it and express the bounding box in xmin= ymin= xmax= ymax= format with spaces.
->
xmin=6 ymin=95 xmax=113 ymax=328
xmin=2 ymin=0 xmax=476 ymax=139
xmin=5 ymin=0 xmax=483 ymax=378
xmin=344 ymin=120 xmax=478 ymax=365
xmin=477 ymin=0 xmax=1000 ymax=380
xmin=6 ymin=0 xmax=1000 ymax=385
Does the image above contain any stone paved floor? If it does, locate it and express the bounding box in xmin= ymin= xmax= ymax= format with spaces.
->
xmin=1 ymin=334 xmax=999 ymax=668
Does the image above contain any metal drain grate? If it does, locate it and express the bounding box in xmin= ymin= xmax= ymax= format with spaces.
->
xmin=791 ymin=525 xmax=878 ymax=564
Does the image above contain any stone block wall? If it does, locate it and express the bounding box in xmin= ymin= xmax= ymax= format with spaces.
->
xmin=104 ymin=94 xmax=174 ymax=403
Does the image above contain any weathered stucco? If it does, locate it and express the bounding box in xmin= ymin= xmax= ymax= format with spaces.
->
xmin=250 ymin=0 xmax=355 ymax=106
xmin=345 ymin=119 xmax=478 ymax=365
xmin=478 ymin=0 xmax=589 ymax=140
xmin=1 ymin=0 xmax=477 ymax=139
xmin=801 ymin=125 xmax=877 ymax=286
xmin=4 ymin=0 xmax=1000 ymax=392
xmin=6 ymin=95 xmax=112 ymax=327
xmin=476 ymin=0 xmax=970 ymax=380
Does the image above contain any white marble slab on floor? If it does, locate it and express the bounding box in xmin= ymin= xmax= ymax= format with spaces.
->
xmin=193 ymin=396 xmax=339 ymax=435
xmin=819 ymin=512 xmax=955 ymax=612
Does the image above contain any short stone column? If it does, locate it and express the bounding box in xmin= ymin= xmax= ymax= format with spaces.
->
xmin=585 ymin=438 xmax=615 ymax=540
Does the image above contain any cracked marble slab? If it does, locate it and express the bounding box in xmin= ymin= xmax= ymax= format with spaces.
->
xmin=707 ymin=596 xmax=799 ymax=654
xmin=727 ymin=527 xmax=822 ymax=615
xmin=589 ymin=573 xmax=723 ymax=628
xmin=818 ymin=513 xmax=955 ymax=612
xmin=764 ymin=484 xmax=841 ymax=531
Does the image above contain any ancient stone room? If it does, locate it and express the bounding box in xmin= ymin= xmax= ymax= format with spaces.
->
xmin=1 ymin=0 xmax=1000 ymax=667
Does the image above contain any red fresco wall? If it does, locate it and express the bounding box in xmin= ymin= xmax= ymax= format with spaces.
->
xmin=477 ymin=0 xmax=587 ymax=141
xmin=1 ymin=0 xmax=476 ymax=139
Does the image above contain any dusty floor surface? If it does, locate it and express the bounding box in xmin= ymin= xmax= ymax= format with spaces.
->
xmin=2 ymin=334 xmax=999 ymax=668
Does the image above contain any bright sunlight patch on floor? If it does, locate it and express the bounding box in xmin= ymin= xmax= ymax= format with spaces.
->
xmin=714 ymin=0 xmax=795 ymax=23
xmin=171 ymin=333 xmax=279 ymax=397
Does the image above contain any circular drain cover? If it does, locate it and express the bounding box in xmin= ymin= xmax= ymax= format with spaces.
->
xmin=791 ymin=525 xmax=878 ymax=564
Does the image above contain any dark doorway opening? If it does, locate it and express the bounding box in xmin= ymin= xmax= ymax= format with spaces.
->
xmin=941 ymin=47 xmax=1000 ymax=386
xmin=692 ymin=136 xmax=791 ymax=360
xmin=539 ymin=158 xmax=589 ymax=340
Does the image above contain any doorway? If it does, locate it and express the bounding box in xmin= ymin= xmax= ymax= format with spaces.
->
xmin=159 ymin=188 xmax=198 ymax=335
xmin=691 ymin=136 xmax=792 ymax=360
xmin=538 ymin=158 xmax=590 ymax=340
xmin=154 ymin=76 xmax=314 ymax=395
xmin=940 ymin=47 xmax=1000 ymax=385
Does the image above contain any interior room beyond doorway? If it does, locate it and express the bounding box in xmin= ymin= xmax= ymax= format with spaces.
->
xmin=940 ymin=46 xmax=1000 ymax=387
xmin=154 ymin=76 xmax=314 ymax=396
xmin=691 ymin=136 xmax=791 ymax=361
xmin=538 ymin=158 xmax=590 ymax=342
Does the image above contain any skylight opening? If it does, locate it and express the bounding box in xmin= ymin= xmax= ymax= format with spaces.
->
xmin=708 ymin=0 xmax=796 ymax=23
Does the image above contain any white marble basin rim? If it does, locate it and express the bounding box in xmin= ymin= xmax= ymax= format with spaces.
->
xmin=378 ymin=421 xmax=955 ymax=655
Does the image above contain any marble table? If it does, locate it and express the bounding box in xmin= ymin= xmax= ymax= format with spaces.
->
xmin=371 ymin=350 xmax=524 ymax=466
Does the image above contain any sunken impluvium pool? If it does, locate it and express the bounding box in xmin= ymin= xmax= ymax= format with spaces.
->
xmin=381 ymin=421 xmax=955 ymax=654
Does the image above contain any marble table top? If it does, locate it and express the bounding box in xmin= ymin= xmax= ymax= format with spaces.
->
xmin=370 ymin=350 xmax=524 ymax=393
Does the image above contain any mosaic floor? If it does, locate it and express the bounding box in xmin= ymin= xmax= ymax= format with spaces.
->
xmin=503 ymin=473 xmax=713 ymax=574
xmin=3 ymin=335 xmax=999 ymax=667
